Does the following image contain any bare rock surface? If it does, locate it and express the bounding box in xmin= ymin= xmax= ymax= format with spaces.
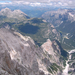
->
xmin=0 ymin=28 xmax=67 ymax=75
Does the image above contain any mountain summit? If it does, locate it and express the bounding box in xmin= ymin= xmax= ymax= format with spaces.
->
xmin=0 ymin=8 xmax=30 ymax=20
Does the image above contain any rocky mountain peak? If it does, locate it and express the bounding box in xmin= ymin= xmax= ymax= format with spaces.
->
xmin=13 ymin=9 xmax=27 ymax=15
xmin=0 ymin=8 xmax=29 ymax=19
xmin=1 ymin=8 xmax=11 ymax=13
xmin=0 ymin=28 xmax=68 ymax=75
xmin=0 ymin=8 xmax=12 ymax=16
xmin=41 ymin=39 xmax=67 ymax=64
xmin=41 ymin=39 xmax=61 ymax=55
xmin=41 ymin=39 xmax=54 ymax=55
xmin=41 ymin=9 xmax=75 ymax=26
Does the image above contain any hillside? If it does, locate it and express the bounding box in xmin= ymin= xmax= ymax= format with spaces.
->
xmin=41 ymin=9 xmax=75 ymax=50
xmin=0 ymin=28 xmax=68 ymax=75
xmin=41 ymin=9 xmax=75 ymax=27
xmin=0 ymin=8 xmax=61 ymax=46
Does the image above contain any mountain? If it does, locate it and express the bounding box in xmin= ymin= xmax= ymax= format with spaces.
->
xmin=0 ymin=8 xmax=61 ymax=46
xmin=41 ymin=9 xmax=75 ymax=27
xmin=1 ymin=7 xmax=75 ymax=75
xmin=0 ymin=28 xmax=68 ymax=75
xmin=0 ymin=4 xmax=59 ymax=18
xmin=0 ymin=8 xmax=30 ymax=22
xmin=2 ymin=8 xmax=75 ymax=50
xmin=41 ymin=9 xmax=75 ymax=50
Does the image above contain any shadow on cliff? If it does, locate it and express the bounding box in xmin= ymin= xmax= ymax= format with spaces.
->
xmin=55 ymin=40 xmax=68 ymax=58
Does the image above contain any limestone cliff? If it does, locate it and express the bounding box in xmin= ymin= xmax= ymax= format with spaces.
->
xmin=0 ymin=28 xmax=68 ymax=75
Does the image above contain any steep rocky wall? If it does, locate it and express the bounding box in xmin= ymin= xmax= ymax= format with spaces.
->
xmin=0 ymin=28 xmax=68 ymax=75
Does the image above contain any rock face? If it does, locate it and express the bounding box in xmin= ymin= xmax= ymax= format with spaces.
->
xmin=41 ymin=9 xmax=75 ymax=27
xmin=0 ymin=28 xmax=37 ymax=75
xmin=41 ymin=39 xmax=67 ymax=65
xmin=0 ymin=28 xmax=68 ymax=75
xmin=0 ymin=8 xmax=30 ymax=19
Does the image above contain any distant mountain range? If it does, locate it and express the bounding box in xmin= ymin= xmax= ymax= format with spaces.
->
xmin=0 ymin=4 xmax=65 ymax=18
xmin=42 ymin=9 xmax=75 ymax=27
xmin=41 ymin=9 xmax=75 ymax=50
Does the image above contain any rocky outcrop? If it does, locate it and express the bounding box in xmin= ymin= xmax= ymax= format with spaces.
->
xmin=0 ymin=28 xmax=68 ymax=75
xmin=41 ymin=39 xmax=67 ymax=65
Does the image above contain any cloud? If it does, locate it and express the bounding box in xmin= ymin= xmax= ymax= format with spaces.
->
xmin=0 ymin=0 xmax=75 ymax=8
xmin=0 ymin=1 xmax=12 ymax=4
xmin=30 ymin=2 xmax=41 ymax=6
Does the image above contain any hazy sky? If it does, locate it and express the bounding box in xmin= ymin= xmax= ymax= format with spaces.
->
xmin=0 ymin=0 xmax=75 ymax=8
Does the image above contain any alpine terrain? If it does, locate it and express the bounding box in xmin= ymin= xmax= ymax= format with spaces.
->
xmin=0 ymin=7 xmax=74 ymax=75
